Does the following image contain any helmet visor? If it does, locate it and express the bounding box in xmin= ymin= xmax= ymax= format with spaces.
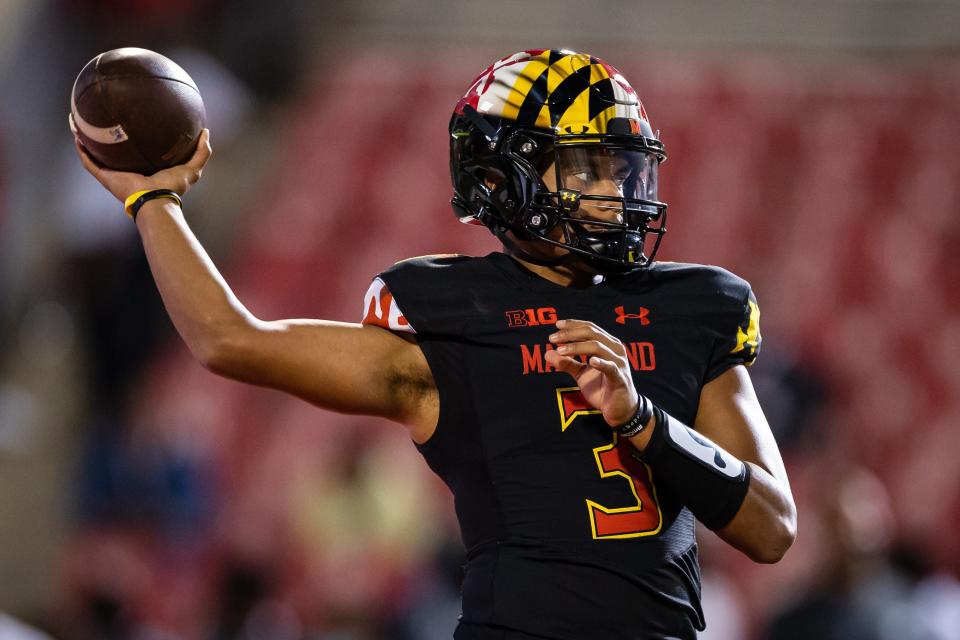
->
xmin=555 ymin=146 xmax=659 ymax=203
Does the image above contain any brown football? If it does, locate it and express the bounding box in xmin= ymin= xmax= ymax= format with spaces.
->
xmin=70 ymin=47 xmax=205 ymax=175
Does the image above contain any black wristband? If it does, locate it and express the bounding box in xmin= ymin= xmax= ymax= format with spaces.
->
xmin=637 ymin=405 xmax=751 ymax=530
xmin=615 ymin=394 xmax=653 ymax=438
xmin=125 ymin=189 xmax=182 ymax=220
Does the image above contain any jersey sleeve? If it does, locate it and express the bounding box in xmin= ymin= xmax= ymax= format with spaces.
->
xmin=361 ymin=277 xmax=416 ymax=334
xmin=703 ymin=276 xmax=761 ymax=383
xmin=360 ymin=254 xmax=474 ymax=338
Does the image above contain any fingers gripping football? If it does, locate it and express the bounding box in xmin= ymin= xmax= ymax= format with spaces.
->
xmin=546 ymin=319 xmax=639 ymax=427
xmin=75 ymin=129 xmax=212 ymax=205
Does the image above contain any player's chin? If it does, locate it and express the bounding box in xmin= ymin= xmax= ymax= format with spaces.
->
xmin=510 ymin=232 xmax=567 ymax=261
xmin=550 ymin=251 xmax=609 ymax=279
xmin=568 ymin=254 xmax=605 ymax=275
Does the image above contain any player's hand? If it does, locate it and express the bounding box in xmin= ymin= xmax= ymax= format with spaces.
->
xmin=546 ymin=319 xmax=639 ymax=427
xmin=74 ymin=129 xmax=212 ymax=204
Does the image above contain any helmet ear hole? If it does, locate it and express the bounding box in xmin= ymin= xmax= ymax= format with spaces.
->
xmin=484 ymin=168 xmax=507 ymax=190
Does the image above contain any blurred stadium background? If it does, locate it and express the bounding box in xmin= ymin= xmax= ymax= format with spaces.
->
xmin=1 ymin=0 xmax=959 ymax=638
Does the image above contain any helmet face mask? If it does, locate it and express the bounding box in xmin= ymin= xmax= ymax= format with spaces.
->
xmin=450 ymin=49 xmax=668 ymax=273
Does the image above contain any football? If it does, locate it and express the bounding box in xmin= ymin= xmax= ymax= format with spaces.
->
xmin=69 ymin=47 xmax=205 ymax=175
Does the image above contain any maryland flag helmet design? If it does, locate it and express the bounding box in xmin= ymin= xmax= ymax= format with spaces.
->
xmin=450 ymin=49 xmax=667 ymax=272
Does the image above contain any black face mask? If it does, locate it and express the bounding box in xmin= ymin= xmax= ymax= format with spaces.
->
xmin=450 ymin=114 xmax=668 ymax=273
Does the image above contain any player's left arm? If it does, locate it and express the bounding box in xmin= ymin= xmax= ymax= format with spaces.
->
xmin=547 ymin=319 xmax=796 ymax=563
xmin=692 ymin=365 xmax=796 ymax=563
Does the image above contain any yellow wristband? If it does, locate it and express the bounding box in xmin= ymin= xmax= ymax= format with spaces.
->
xmin=123 ymin=189 xmax=182 ymax=219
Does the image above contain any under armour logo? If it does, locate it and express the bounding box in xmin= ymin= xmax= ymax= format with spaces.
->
xmin=614 ymin=306 xmax=650 ymax=325
xmin=558 ymin=189 xmax=581 ymax=212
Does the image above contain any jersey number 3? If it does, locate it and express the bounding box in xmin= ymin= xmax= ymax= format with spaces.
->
xmin=557 ymin=387 xmax=663 ymax=540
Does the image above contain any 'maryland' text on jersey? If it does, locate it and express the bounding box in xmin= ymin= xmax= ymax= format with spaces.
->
xmin=519 ymin=341 xmax=656 ymax=375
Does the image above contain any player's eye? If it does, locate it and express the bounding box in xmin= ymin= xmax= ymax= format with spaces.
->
xmin=612 ymin=166 xmax=633 ymax=186
xmin=608 ymin=155 xmax=634 ymax=182
xmin=564 ymin=166 xmax=599 ymax=187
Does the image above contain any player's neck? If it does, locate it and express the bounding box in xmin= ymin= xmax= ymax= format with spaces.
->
xmin=508 ymin=254 xmax=604 ymax=288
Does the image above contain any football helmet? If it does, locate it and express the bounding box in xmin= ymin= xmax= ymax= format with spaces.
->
xmin=450 ymin=49 xmax=667 ymax=273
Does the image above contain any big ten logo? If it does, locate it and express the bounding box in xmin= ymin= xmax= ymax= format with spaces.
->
xmin=505 ymin=307 xmax=558 ymax=328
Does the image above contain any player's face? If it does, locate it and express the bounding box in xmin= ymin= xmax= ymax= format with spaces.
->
xmin=544 ymin=146 xmax=658 ymax=226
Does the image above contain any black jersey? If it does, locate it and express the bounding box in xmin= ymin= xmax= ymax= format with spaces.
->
xmin=362 ymin=252 xmax=760 ymax=640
